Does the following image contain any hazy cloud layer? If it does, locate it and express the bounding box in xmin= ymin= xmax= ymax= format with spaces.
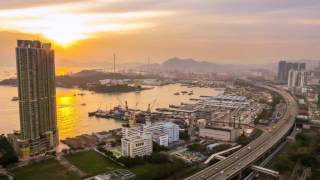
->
xmin=0 ymin=0 xmax=319 ymax=67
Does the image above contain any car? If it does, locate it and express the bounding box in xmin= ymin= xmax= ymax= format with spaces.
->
xmin=220 ymin=170 xmax=224 ymax=174
xmin=247 ymin=146 xmax=252 ymax=150
xmin=215 ymin=167 xmax=218 ymax=170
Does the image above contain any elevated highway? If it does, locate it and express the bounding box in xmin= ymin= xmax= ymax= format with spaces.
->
xmin=185 ymin=84 xmax=298 ymax=180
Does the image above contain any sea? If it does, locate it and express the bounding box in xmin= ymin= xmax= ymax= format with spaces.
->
xmin=0 ymin=84 xmax=218 ymax=140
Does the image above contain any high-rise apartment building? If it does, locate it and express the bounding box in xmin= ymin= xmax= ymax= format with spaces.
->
xmin=10 ymin=40 xmax=58 ymax=158
xmin=288 ymin=69 xmax=308 ymax=94
xmin=278 ymin=61 xmax=287 ymax=83
xmin=277 ymin=61 xmax=306 ymax=83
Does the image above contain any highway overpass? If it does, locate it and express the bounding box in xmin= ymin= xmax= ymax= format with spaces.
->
xmin=185 ymin=83 xmax=298 ymax=180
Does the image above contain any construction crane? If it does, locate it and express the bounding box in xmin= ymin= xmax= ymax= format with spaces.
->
xmin=129 ymin=102 xmax=139 ymax=126
xmin=116 ymin=97 xmax=125 ymax=108
xmin=147 ymin=99 xmax=157 ymax=113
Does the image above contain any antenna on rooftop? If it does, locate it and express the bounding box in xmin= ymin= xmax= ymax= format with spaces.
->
xmin=113 ymin=53 xmax=116 ymax=73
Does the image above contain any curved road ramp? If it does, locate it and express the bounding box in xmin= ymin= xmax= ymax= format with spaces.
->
xmin=185 ymin=83 xmax=298 ymax=180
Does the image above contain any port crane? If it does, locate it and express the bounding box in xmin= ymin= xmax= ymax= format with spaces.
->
xmin=116 ymin=97 xmax=125 ymax=108
xmin=129 ymin=102 xmax=139 ymax=126
xmin=147 ymin=99 xmax=157 ymax=113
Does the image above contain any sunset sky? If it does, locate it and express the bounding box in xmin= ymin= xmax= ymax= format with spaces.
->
xmin=0 ymin=0 xmax=320 ymax=69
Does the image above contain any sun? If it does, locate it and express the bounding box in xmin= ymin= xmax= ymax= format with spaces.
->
xmin=39 ymin=15 xmax=92 ymax=46
xmin=43 ymin=28 xmax=88 ymax=47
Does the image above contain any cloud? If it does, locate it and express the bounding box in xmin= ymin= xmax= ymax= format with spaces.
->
xmin=0 ymin=0 xmax=88 ymax=10
xmin=0 ymin=0 xmax=320 ymax=65
xmin=0 ymin=1 xmax=173 ymax=44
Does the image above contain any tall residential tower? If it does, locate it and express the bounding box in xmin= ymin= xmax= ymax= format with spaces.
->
xmin=10 ymin=40 xmax=58 ymax=158
xmin=277 ymin=61 xmax=306 ymax=83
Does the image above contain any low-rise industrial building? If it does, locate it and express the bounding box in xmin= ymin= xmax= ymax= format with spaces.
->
xmin=199 ymin=126 xmax=240 ymax=142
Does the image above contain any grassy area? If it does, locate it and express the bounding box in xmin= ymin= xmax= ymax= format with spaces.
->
xmin=11 ymin=159 xmax=80 ymax=180
xmin=65 ymin=150 xmax=120 ymax=176
xmin=129 ymin=162 xmax=184 ymax=180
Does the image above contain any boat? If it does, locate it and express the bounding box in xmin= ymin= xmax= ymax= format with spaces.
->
xmin=81 ymin=103 xmax=86 ymax=106
xmin=200 ymin=95 xmax=211 ymax=98
xmin=88 ymin=111 xmax=96 ymax=116
xmin=11 ymin=97 xmax=19 ymax=101
xmin=174 ymin=92 xmax=180 ymax=95
xmin=169 ymin=104 xmax=180 ymax=109
xmin=181 ymin=91 xmax=188 ymax=95
xmin=214 ymin=88 xmax=225 ymax=91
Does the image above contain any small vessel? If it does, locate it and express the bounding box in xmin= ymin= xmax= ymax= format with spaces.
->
xmin=11 ymin=97 xmax=19 ymax=101
xmin=174 ymin=92 xmax=180 ymax=95
xmin=78 ymin=93 xmax=86 ymax=96
xmin=169 ymin=104 xmax=180 ymax=109
xmin=80 ymin=103 xmax=86 ymax=106
xmin=88 ymin=111 xmax=96 ymax=117
xmin=200 ymin=95 xmax=211 ymax=98
xmin=181 ymin=91 xmax=188 ymax=94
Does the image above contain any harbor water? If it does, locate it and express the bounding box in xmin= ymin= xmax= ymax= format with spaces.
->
xmin=0 ymin=84 xmax=218 ymax=140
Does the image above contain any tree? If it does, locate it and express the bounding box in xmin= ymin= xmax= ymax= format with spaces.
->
xmin=237 ymin=135 xmax=251 ymax=146
xmin=187 ymin=143 xmax=206 ymax=152
xmin=318 ymin=93 xmax=320 ymax=107
xmin=0 ymin=136 xmax=18 ymax=167
xmin=273 ymin=155 xmax=294 ymax=173
xmin=180 ymin=130 xmax=190 ymax=141
xmin=152 ymin=142 xmax=169 ymax=152
xmin=147 ymin=152 xmax=169 ymax=164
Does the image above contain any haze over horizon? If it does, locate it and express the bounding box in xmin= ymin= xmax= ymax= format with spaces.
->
xmin=1 ymin=0 xmax=320 ymax=69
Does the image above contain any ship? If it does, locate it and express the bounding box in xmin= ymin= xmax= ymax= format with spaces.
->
xmin=169 ymin=104 xmax=180 ymax=109
xmin=11 ymin=97 xmax=19 ymax=101
xmin=181 ymin=91 xmax=188 ymax=94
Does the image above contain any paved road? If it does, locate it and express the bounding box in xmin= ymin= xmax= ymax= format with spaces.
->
xmin=185 ymin=84 xmax=298 ymax=180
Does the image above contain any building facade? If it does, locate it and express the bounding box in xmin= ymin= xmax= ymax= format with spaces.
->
xmin=277 ymin=61 xmax=306 ymax=83
xmin=121 ymin=133 xmax=153 ymax=158
xmin=199 ymin=126 xmax=240 ymax=142
xmin=121 ymin=121 xmax=179 ymax=148
xmin=11 ymin=40 xmax=58 ymax=158
xmin=288 ymin=70 xmax=309 ymax=94
xmin=163 ymin=122 xmax=180 ymax=143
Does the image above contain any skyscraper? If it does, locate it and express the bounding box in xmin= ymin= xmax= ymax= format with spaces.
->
xmin=278 ymin=61 xmax=287 ymax=82
xmin=13 ymin=40 xmax=58 ymax=157
xmin=288 ymin=69 xmax=308 ymax=94
xmin=277 ymin=61 xmax=306 ymax=83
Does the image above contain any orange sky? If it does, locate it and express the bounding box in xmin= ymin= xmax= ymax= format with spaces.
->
xmin=0 ymin=0 xmax=320 ymax=69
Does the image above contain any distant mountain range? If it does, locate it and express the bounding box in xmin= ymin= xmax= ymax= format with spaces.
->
xmin=139 ymin=57 xmax=276 ymax=73
xmin=139 ymin=57 xmax=320 ymax=73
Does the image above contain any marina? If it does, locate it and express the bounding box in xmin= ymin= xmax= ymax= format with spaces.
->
xmin=0 ymin=84 xmax=217 ymax=140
